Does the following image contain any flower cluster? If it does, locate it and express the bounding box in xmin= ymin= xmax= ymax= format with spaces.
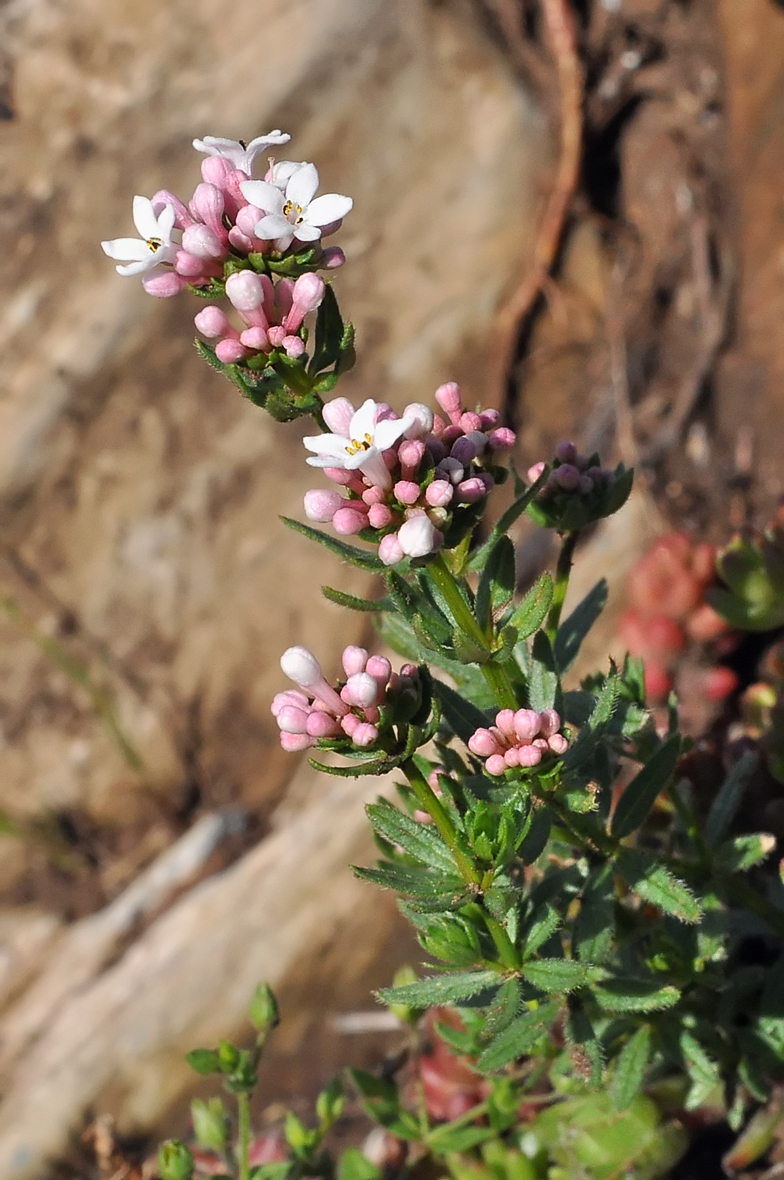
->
xmin=303 ymin=383 xmax=515 ymax=565
xmin=101 ymin=132 xmax=351 ymax=372
xmin=272 ymin=645 xmax=419 ymax=752
xmin=468 ymin=708 xmax=568 ymax=776
xmin=526 ymin=441 xmax=632 ymax=531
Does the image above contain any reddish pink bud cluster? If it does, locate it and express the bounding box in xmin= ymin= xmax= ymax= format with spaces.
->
xmin=304 ymin=385 xmax=515 ymax=565
xmin=468 ymin=708 xmax=568 ymax=776
xmin=195 ymin=270 xmax=325 ymax=364
xmin=272 ymin=644 xmax=417 ymax=752
xmin=528 ymin=440 xmax=614 ymax=498
xmin=620 ymin=533 xmax=738 ymax=704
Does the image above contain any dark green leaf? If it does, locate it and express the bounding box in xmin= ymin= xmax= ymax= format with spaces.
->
xmin=186 ymin=1048 xmax=221 ymax=1075
xmin=509 ymin=573 xmax=554 ymax=641
xmin=555 ymin=580 xmax=608 ymax=673
xmin=610 ymin=1025 xmax=651 ymax=1110
xmin=616 ymin=849 xmax=701 ymax=923
xmin=518 ymin=807 xmax=551 ymax=864
xmin=378 ymin=970 xmax=500 ymax=1008
xmin=322 ymin=586 xmax=389 ymax=612
xmin=476 ymin=1001 xmax=561 ymax=1071
xmin=705 ymin=751 xmax=758 ymax=847
xmin=433 ymin=681 xmax=490 ymax=745
xmin=521 ymin=905 xmax=561 ymax=956
xmin=522 ymin=958 xmax=587 ymax=993
xmin=680 ymin=1031 xmax=721 ymax=1110
xmin=365 ymin=800 xmax=456 ymax=872
xmin=426 ymin=1125 xmax=494 ymax=1153
xmin=353 ymin=861 xmax=465 ymax=901
xmin=566 ymin=1005 xmax=604 ymax=1088
xmin=593 ymin=979 xmax=680 ymax=1012
xmin=527 ymin=631 xmax=559 ymax=712
xmin=310 ymin=756 xmax=393 ymax=778
xmin=476 ymin=536 xmax=516 ymax=631
xmin=308 ymin=284 xmax=344 ymax=374
xmin=338 ymin=1149 xmax=381 ymax=1180
xmin=715 ymin=832 xmax=776 ymax=873
xmin=281 ymin=517 xmax=384 ymax=571
xmin=574 ymin=865 xmax=615 ymax=964
xmin=611 ymin=737 xmax=681 ymax=839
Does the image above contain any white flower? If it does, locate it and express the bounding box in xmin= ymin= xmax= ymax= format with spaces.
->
xmin=101 ymin=196 xmax=179 ymax=277
xmin=192 ymin=131 xmax=291 ymax=175
xmin=303 ymin=399 xmax=413 ymax=490
xmin=240 ymin=163 xmax=352 ymax=252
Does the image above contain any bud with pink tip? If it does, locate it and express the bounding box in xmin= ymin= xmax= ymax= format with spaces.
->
xmin=554 ymin=464 xmax=580 ymax=490
xmin=366 ymin=655 xmax=392 ymax=686
xmin=555 ymin=441 xmax=577 ymax=464
xmin=283 ymin=336 xmax=305 ymax=358
xmin=284 ymin=273 xmax=325 ymax=333
xmin=280 ymin=732 xmax=313 ymax=752
xmin=527 ymin=461 xmax=546 ymax=484
xmin=402 ymin=403 xmax=434 ymax=440
xmin=195 ymin=306 xmax=233 ymax=338
xmin=379 ymin=532 xmax=405 ymax=566
xmin=517 ymin=745 xmax=543 ymax=768
xmin=513 ymin=709 xmax=541 ymax=742
xmin=395 ymin=480 xmax=421 ymax=506
xmin=240 ymin=327 xmax=270 ymax=351
xmin=216 ymin=339 xmax=248 ymax=364
xmin=460 ymin=411 xmax=482 ymax=434
xmin=271 ymin=689 xmax=310 ymax=716
xmin=151 ymin=190 xmax=194 ymax=230
xmin=368 ymin=503 xmax=394 ymax=528
xmin=548 ymin=734 xmax=568 ymax=755
xmin=342 ymin=672 xmax=379 ymax=709
xmin=277 ymin=706 xmax=310 ymax=734
xmin=322 ymin=397 xmax=355 ymax=436
xmin=182 ymin=224 xmax=225 ymax=259
xmin=200 ymin=155 xmax=235 ymax=188
xmin=342 ymin=647 xmax=369 ymax=676
xmin=468 ymin=728 xmax=502 ymax=757
xmin=398 ymin=515 xmax=438 ymax=558
xmin=190 ymin=182 xmax=228 ymax=239
xmin=142 ymin=271 xmax=188 ymax=298
xmin=322 ymin=247 xmax=346 ymax=269
xmin=332 ymin=506 xmax=368 ymax=535
xmin=538 ymin=709 xmax=561 ymax=738
xmin=306 ymin=712 xmax=342 ymax=738
xmin=434 ymin=382 xmax=462 ymax=425
xmin=175 ymin=250 xmax=209 ymax=277
xmin=267 ymin=326 xmax=287 ymax=348
xmin=456 ymin=478 xmax=487 ymax=504
xmin=304 ymin=489 xmax=343 ymax=522
xmin=226 ymin=270 xmax=265 ymax=314
xmin=398 ymin=440 xmax=426 ymax=479
xmin=488 ymin=427 xmax=516 ymax=450
xmin=486 ymin=754 xmax=507 ymax=776
xmin=352 ymin=722 xmax=379 ymax=748
xmin=425 ymin=481 xmax=453 ymax=509
xmin=281 ymin=646 xmax=324 ymax=689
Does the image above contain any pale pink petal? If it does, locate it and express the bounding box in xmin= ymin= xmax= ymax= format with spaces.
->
xmin=304 ymin=193 xmax=353 ymax=227
xmin=240 ymin=180 xmax=284 ymax=214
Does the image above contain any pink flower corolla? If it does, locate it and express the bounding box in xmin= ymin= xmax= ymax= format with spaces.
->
xmin=195 ymin=270 xmax=326 ymax=363
xmin=301 ymin=386 xmax=515 ymax=565
xmin=468 ymin=708 xmax=568 ymax=776
xmin=192 ymin=131 xmax=291 ymax=176
xmin=240 ymin=163 xmax=353 ymax=253
xmin=272 ymin=645 xmax=406 ymax=751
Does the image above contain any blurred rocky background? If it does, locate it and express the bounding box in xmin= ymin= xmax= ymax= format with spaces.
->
xmin=0 ymin=0 xmax=782 ymax=1175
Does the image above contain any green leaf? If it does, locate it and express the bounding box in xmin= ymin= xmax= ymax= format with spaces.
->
xmin=715 ymin=832 xmax=776 ymax=873
xmin=509 ymin=573 xmax=554 ymax=641
xmin=308 ymin=285 xmax=345 ymax=374
xmin=610 ymin=1025 xmax=651 ymax=1110
xmin=426 ymin=1125 xmax=494 ymax=1153
xmin=322 ymin=586 xmax=388 ymax=612
xmin=593 ymin=979 xmax=680 ymax=1012
xmin=680 ymin=1031 xmax=721 ymax=1110
xmin=566 ymin=1005 xmax=604 ymax=1088
xmin=338 ymin=1148 xmax=381 ymax=1180
xmin=433 ymin=680 xmax=490 ymax=745
xmin=574 ymin=866 xmax=615 ymax=964
xmin=611 ymin=737 xmax=681 ymax=839
xmin=705 ymin=750 xmax=758 ymax=847
xmin=378 ymin=970 xmax=500 ymax=1008
xmin=281 ymin=516 xmax=384 ymax=571
xmin=555 ymin=580 xmax=608 ymax=673
xmin=616 ymin=849 xmax=701 ymax=923
xmin=476 ymin=1001 xmax=561 ymax=1071
xmin=310 ymin=756 xmax=394 ymax=778
xmin=526 ymin=631 xmax=559 ymax=713
xmin=251 ymin=1164 xmax=291 ymax=1180
xmin=518 ymin=807 xmax=551 ymax=864
xmin=476 ymin=536 xmax=516 ymax=632
xmin=353 ymin=861 xmax=465 ymax=902
xmin=365 ymin=800 xmax=457 ymax=872
xmin=521 ymin=958 xmax=587 ymax=993
xmin=186 ymin=1048 xmax=221 ymax=1075
xmin=468 ymin=477 xmax=546 ymax=571
xmin=521 ymin=905 xmax=561 ymax=957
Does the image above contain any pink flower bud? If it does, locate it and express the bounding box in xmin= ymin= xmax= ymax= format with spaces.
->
xmin=437 ymin=457 xmax=464 ymax=485
xmin=366 ymin=655 xmax=392 ymax=686
xmin=239 ymin=326 xmax=270 ymax=350
xmin=538 ymin=709 xmax=561 ymax=738
xmin=332 ymin=507 xmax=368 ymax=535
xmin=495 ymin=711 xmax=516 ymax=737
xmin=468 ymin=728 xmax=501 ymax=757
xmin=306 ymin=711 xmax=342 ymax=737
xmin=548 ymin=734 xmax=568 ymax=755
xmin=487 ymin=427 xmax=516 ymax=450
xmin=270 ymin=689 xmax=310 ymax=716
xmin=402 ymin=403 xmax=434 ymax=440
xmin=398 ymin=439 xmax=426 ymax=477
xmin=435 ymin=382 xmax=462 ymax=424
xmin=151 ymin=190 xmax=193 ymax=229
xmin=341 ymin=713 xmax=360 ymax=736
xmin=517 ymin=745 xmax=543 ymax=767
xmin=235 ymin=204 xmax=262 ymax=236
xmin=513 ymin=709 xmax=541 ymax=741
xmin=228 ymin=226 xmax=255 ymax=252
xmin=425 ymin=480 xmax=453 ymax=508
xmin=215 ymin=339 xmax=248 ymax=363
xmin=190 ymin=182 xmax=227 ymax=237
xmin=281 ymin=646 xmax=323 ymax=688
xmin=368 ymin=503 xmax=394 ymax=528
xmin=142 ymin=271 xmax=188 ymax=297
xmin=195 ymin=306 xmax=233 ymax=337
xmin=554 ymin=464 xmax=580 ymax=490
xmin=342 ymin=646 xmax=369 ymax=676
xmin=322 ymin=397 xmax=355 ymax=436
xmin=361 ymin=486 xmax=385 ymax=506
xmin=322 ymin=246 xmax=346 ymax=269
xmin=460 ymin=411 xmax=482 ymax=433
xmin=527 ymin=461 xmax=546 ymax=484
xmin=283 ymin=335 xmax=305 ymax=358
xmin=555 ymin=441 xmax=577 ymax=464
xmin=284 ymin=273 xmax=325 ymax=332
xmin=226 ymin=270 xmax=264 ymax=312
xmin=578 ymin=475 xmax=594 ymax=494
xmin=182 ymin=223 xmax=225 ymax=259
xmin=304 ymin=488 xmax=343 ymax=522
xmin=267 ymin=325 xmax=287 ymax=347
xmin=276 ymin=706 xmax=310 ymax=734
xmin=394 ymin=480 xmax=421 ymax=506
xmin=341 ymin=672 xmax=379 ymax=709
xmin=456 ymin=477 xmax=487 ymax=504
xmin=480 ymin=409 xmax=500 ymax=428
xmin=201 ymin=155 xmax=235 ymax=188
xmin=174 ymin=250 xmax=208 ymax=277
xmin=398 ymin=515 xmax=437 ymax=558
xmin=486 ymin=754 xmax=507 ymax=777
xmin=352 ymin=722 xmax=379 ymax=747
xmin=504 ymin=747 xmax=521 ymax=767
xmin=364 ymin=705 xmax=380 ymax=723
xmin=323 ymin=467 xmax=356 ymax=486
xmin=379 ymin=532 xmax=405 ymax=566
xmin=280 ymin=732 xmax=313 ymax=752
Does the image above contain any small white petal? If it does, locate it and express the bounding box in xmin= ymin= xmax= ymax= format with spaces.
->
xmin=101 ymin=237 xmax=149 ymax=261
xmin=271 ymin=161 xmax=307 ymax=189
xmin=240 ymin=180 xmax=284 ymax=214
xmin=303 ymin=433 xmax=351 ymax=459
xmin=116 ymin=258 xmax=153 ymax=277
xmin=349 ymin=400 xmax=378 ymax=441
xmin=157 ymin=202 xmax=176 ymax=241
xmin=132 ymin=195 xmax=160 ymax=241
xmin=304 ymin=193 xmax=353 ymax=227
xmin=292 ymin=222 xmax=321 ymax=243
xmin=374 ymin=415 xmax=414 ymax=451
xmin=255 ymin=213 xmax=294 ymax=240
xmin=286 ymin=163 xmax=319 ymax=209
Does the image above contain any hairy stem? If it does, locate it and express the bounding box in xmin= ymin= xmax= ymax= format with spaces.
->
xmin=237 ymin=1092 xmax=251 ymax=1180
xmin=545 ymin=530 xmax=578 ymax=645
xmin=403 ymin=758 xmax=481 ymax=887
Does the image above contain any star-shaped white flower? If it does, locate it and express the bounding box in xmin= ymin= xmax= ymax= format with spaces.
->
xmin=304 ymin=399 xmax=413 ymax=490
xmin=192 ymin=131 xmax=291 ymax=175
xmin=101 ymin=196 xmax=179 ymax=277
xmin=240 ymin=163 xmax=352 ymax=252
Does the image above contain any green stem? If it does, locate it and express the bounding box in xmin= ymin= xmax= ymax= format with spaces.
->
xmin=428 ymin=552 xmax=519 ymax=710
xmin=237 ymin=1092 xmax=251 ymax=1180
xmin=545 ymin=531 xmax=579 ymax=646
xmin=403 ymin=758 xmax=481 ymax=887
xmin=465 ymin=901 xmax=519 ymax=971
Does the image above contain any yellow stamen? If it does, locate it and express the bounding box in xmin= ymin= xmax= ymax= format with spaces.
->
xmin=146 ymin=237 xmax=162 ymax=253
xmin=345 ymin=433 xmax=373 ymax=456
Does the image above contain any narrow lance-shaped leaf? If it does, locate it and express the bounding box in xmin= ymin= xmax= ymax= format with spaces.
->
xmin=611 ymin=736 xmax=681 ymax=839
xmin=365 ymin=799 xmax=457 ymax=872
xmin=282 ymin=516 xmax=384 ymax=571
xmin=322 ymin=586 xmax=390 ymax=612
xmin=378 ymin=970 xmax=501 ymax=1008
xmin=610 ymin=1025 xmax=652 ymax=1110
xmin=476 ymin=535 xmax=516 ymax=632
xmin=509 ymin=573 xmax=554 ymax=641
xmin=705 ymin=750 xmax=758 ymax=847
xmin=616 ymin=848 xmax=702 ymax=924
xmin=476 ymin=1001 xmax=561 ymax=1072
xmin=433 ymin=680 xmax=491 ymax=745
xmin=592 ymin=978 xmax=681 ymax=1013
xmin=555 ymin=579 xmax=608 ymax=673
xmin=521 ymin=958 xmax=588 ymax=993
xmin=526 ymin=630 xmax=559 ymax=713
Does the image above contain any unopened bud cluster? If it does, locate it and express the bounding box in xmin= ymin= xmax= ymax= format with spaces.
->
xmin=527 ymin=441 xmax=631 ymax=531
xmin=468 ymin=708 xmax=568 ymax=776
xmin=272 ymin=645 xmax=419 ymax=752
xmin=303 ymin=384 xmax=515 ymax=565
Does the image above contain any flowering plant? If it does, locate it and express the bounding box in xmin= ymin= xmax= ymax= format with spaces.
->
xmin=104 ymin=132 xmax=784 ymax=1180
